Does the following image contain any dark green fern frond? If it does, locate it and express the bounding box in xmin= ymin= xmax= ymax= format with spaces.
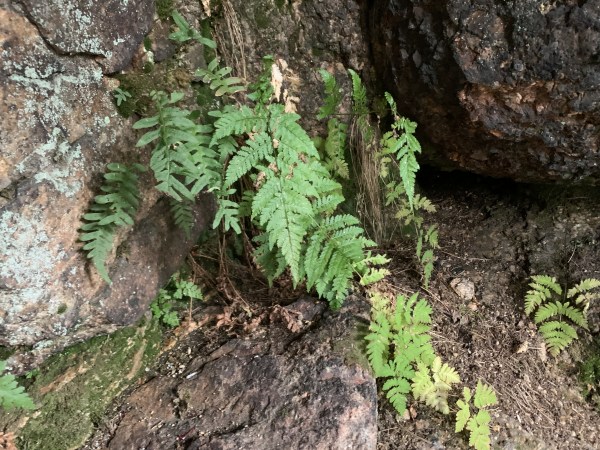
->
xmin=170 ymin=11 xmax=217 ymax=48
xmin=348 ymin=69 xmax=369 ymax=116
xmin=170 ymin=199 xmax=194 ymax=238
xmin=322 ymin=118 xmax=349 ymax=180
xmin=304 ymin=214 xmax=377 ymax=308
xmin=80 ymin=163 xmax=144 ymax=283
xmin=317 ymin=69 xmax=343 ymax=120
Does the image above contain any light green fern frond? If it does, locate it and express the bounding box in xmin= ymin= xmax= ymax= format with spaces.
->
xmin=455 ymin=381 xmax=497 ymax=450
xmin=524 ymin=275 xmax=562 ymax=315
xmin=196 ymin=57 xmax=245 ymax=97
xmin=412 ymin=357 xmax=460 ymax=414
xmin=456 ymin=387 xmax=472 ymax=432
xmin=567 ymin=278 xmax=600 ymax=311
xmin=80 ymin=163 xmax=144 ymax=282
xmin=0 ymin=361 xmax=35 ymax=411
xmin=473 ymin=381 xmax=498 ymax=409
xmin=467 ymin=409 xmax=493 ymax=450
xmin=318 ymin=69 xmax=343 ymax=120
xmin=224 ymin=131 xmax=275 ymax=187
xmin=538 ymin=321 xmax=579 ymax=357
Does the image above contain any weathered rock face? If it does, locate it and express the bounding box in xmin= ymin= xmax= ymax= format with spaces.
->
xmin=0 ymin=0 xmax=213 ymax=369
xmin=369 ymin=0 xmax=600 ymax=183
xmin=90 ymin=298 xmax=377 ymax=450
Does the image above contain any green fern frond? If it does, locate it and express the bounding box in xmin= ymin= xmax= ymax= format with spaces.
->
xmin=348 ymin=69 xmax=369 ymax=116
xmin=525 ymin=275 xmax=562 ymax=315
xmin=382 ymin=372 xmax=412 ymax=414
xmin=211 ymin=106 xmax=267 ymax=144
xmin=170 ymin=199 xmax=195 ymax=237
xmin=412 ymin=357 xmax=460 ymax=414
xmin=224 ymin=131 xmax=275 ymax=187
xmin=567 ymin=278 xmax=600 ymax=298
xmin=0 ymin=361 xmax=35 ymax=411
xmin=467 ymin=410 xmax=493 ymax=450
xmin=318 ymin=69 xmax=343 ymax=120
xmin=170 ymin=11 xmax=217 ymax=48
xmin=455 ymin=387 xmax=472 ymax=432
xmin=473 ymin=381 xmax=498 ymax=409
xmin=269 ymin=105 xmax=320 ymax=162
xmin=196 ymin=57 xmax=245 ymax=97
xmin=80 ymin=163 xmax=144 ymax=283
xmin=252 ymin=176 xmax=313 ymax=283
xmin=538 ymin=321 xmax=579 ymax=357
xmin=322 ymin=118 xmax=349 ymax=180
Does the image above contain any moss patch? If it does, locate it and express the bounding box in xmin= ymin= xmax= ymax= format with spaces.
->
xmin=156 ymin=0 xmax=174 ymax=21
xmin=3 ymin=320 xmax=163 ymax=450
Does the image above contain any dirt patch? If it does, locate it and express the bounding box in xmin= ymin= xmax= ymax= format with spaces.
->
xmin=376 ymin=170 xmax=600 ymax=449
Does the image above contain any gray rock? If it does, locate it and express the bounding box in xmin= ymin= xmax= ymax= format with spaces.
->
xmin=0 ymin=1 xmax=213 ymax=369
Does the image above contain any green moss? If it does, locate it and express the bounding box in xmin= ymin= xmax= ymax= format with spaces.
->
xmin=254 ymin=8 xmax=272 ymax=30
xmin=56 ymin=304 xmax=67 ymax=315
xmin=143 ymin=36 xmax=153 ymax=51
xmin=155 ymin=0 xmax=174 ymax=21
xmin=580 ymin=338 xmax=600 ymax=411
xmin=275 ymin=0 xmax=286 ymax=10
xmin=7 ymin=320 xmax=163 ymax=450
xmin=333 ymin=324 xmax=371 ymax=371
xmin=0 ymin=346 xmax=15 ymax=360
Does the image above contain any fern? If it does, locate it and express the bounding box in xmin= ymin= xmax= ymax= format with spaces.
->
xmin=456 ymin=381 xmax=498 ymax=450
xmin=0 ymin=361 xmax=35 ymax=411
xmin=169 ymin=11 xmax=217 ymax=49
xmin=524 ymin=275 xmax=600 ymax=356
xmin=322 ymin=118 xmax=350 ymax=180
xmin=366 ymin=293 xmax=449 ymax=415
xmin=317 ymin=69 xmax=343 ymax=120
xmin=524 ymin=275 xmax=562 ymax=315
xmin=196 ymin=56 xmax=245 ymax=97
xmin=348 ymin=69 xmax=369 ymax=116
xmin=170 ymin=199 xmax=194 ymax=238
xmin=80 ymin=163 xmax=144 ymax=283
xmin=412 ymin=356 xmax=460 ymax=414
xmin=135 ymin=91 xmax=221 ymax=202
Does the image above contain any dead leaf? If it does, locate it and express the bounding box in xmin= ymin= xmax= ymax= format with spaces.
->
xmin=0 ymin=432 xmax=17 ymax=450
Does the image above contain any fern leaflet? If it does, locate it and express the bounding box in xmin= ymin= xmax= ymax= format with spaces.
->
xmin=317 ymin=69 xmax=343 ymax=119
xmin=170 ymin=199 xmax=195 ymax=237
xmin=0 ymin=361 xmax=35 ymax=411
xmin=80 ymin=163 xmax=144 ymax=282
xmin=455 ymin=381 xmax=497 ymax=450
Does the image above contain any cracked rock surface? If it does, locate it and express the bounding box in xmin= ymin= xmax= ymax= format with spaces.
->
xmin=370 ymin=0 xmax=600 ymax=183
xmin=0 ymin=0 xmax=212 ymax=368
xmin=87 ymin=298 xmax=377 ymax=450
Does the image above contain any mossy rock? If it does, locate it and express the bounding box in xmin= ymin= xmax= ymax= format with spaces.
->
xmin=1 ymin=319 xmax=163 ymax=450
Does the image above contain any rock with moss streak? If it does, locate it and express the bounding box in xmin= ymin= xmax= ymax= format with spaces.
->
xmin=89 ymin=297 xmax=377 ymax=450
xmin=0 ymin=0 xmax=212 ymax=369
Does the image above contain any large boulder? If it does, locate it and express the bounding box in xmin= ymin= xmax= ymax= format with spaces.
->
xmin=370 ymin=0 xmax=600 ymax=183
xmin=0 ymin=0 xmax=212 ymax=370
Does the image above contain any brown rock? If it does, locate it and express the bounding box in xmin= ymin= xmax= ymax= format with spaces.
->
xmin=101 ymin=298 xmax=377 ymax=450
xmin=370 ymin=0 xmax=600 ymax=183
